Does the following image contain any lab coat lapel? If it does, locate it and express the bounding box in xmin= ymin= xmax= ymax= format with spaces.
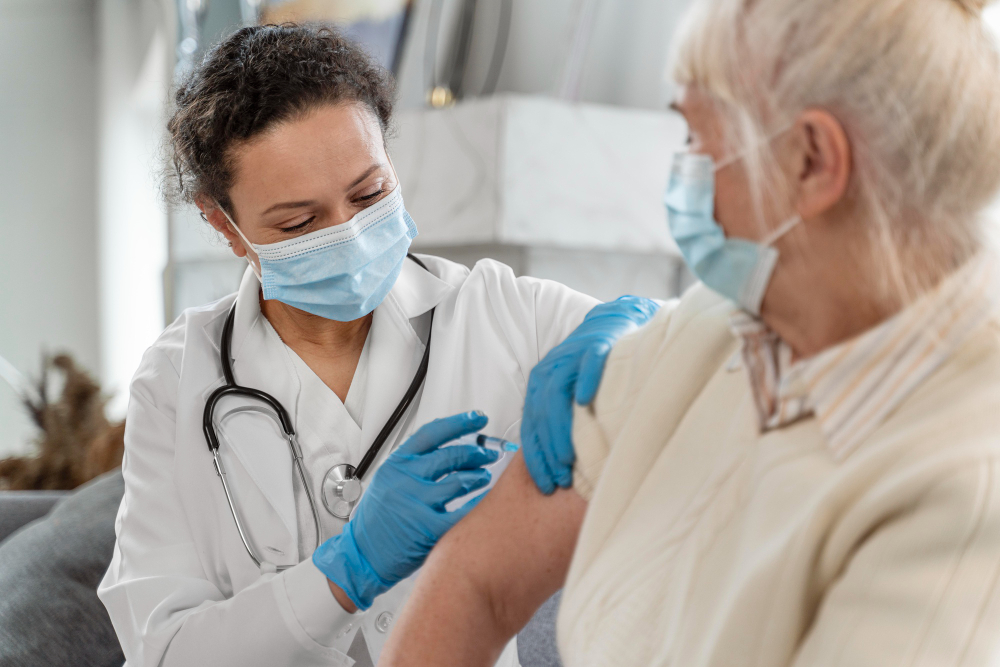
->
xmin=359 ymin=291 xmax=424 ymax=459
xmin=357 ymin=257 xmax=455 ymax=462
xmin=390 ymin=255 xmax=455 ymax=319
xmin=215 ymin=268 xmax=303 ymax=546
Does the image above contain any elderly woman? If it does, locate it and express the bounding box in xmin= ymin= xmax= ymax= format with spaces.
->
xmin=380 ymin=0 xmax=1000 ymax=665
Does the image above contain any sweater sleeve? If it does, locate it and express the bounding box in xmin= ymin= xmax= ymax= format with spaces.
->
xmin=791 ymin=459 xmax=1000 ymax=667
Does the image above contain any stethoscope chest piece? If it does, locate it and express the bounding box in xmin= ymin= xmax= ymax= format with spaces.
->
xmin=322 ymin=464 xmax=363 ymax=519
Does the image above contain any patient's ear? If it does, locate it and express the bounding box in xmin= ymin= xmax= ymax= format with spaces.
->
xmin=788 ymin=109 xmax=852 ymax=220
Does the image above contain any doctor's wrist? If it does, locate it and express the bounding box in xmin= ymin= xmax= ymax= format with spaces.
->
xmin=312 ymin=529 xmax=391 ymax=612
xmin=327 ymin=579 xmax=358 ymax=613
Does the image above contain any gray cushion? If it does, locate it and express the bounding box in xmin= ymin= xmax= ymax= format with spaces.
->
xmin=517 ymin=590 xmax=564 ymax=667
xmin=0 ymin=491 xmax=69 ymax=543
xmin=0 ymin=469 xmax=125 ymax=667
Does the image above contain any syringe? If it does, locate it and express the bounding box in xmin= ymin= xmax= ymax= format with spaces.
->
xmin=450 ymin=432 xmax=520 ymax=453
xmin=474 ymin=434 xmax=520 ymax=453
xmin=442 ymin=434 xmax=520 ymax=513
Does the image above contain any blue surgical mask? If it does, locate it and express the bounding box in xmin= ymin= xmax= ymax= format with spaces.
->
xmin=222 ymin=185 xmax=418 ymax=322
xmin=664 ymin=151 xmax=800 ymax=315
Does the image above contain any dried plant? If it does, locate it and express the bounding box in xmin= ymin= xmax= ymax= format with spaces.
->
xmin=0 ymin=354 xmax=124 ymax=490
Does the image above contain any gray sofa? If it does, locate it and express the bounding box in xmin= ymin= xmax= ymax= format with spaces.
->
xmin=0 ymin=490 xmax=68 ymax=543
xmin=0 ymin=471 xmax=562 ymax=667
xmin=0 ymin=471 xmax=125 ymax=667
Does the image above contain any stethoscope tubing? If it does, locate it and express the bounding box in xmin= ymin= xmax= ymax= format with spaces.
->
xmin=203 ymin=254 xmax=433 ymax=570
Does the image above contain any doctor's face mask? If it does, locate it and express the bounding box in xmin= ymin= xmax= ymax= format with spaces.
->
xmin=664 ymin=147 xmax=800 ymax=316
xmin=220 ymin=184 xmax=418 ymax=322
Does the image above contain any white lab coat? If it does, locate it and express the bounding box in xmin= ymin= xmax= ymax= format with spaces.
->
xmin=98 ymin=255 xmax=598 ymax=667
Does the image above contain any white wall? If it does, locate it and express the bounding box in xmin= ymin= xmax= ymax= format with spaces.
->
xmin=97 ymin=0 xmax=171 ymax=417
xmin=165 ymin=0 xmax=255 ymax=323
xmin=0 ymin=0 xmax=100 ymax=457
xmin=0 ymin=0 xmax=171 ymax=458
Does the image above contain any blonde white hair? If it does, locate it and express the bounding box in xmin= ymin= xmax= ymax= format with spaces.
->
xmin=672 ymin=0 xmax=1000 ymax=302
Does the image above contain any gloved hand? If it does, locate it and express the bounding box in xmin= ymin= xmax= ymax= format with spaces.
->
xmin=522 ymin=296 xmax=661 ymax=494
xmin=313 ymin=411 xmax=498 ymax=610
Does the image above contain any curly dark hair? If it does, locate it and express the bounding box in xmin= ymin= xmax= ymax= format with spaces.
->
xmin=165 ymin=24 xmax=396 ymax=212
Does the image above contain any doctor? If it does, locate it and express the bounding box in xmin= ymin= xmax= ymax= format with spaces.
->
xmin=98 ymin=23 xmax=658 ymax=667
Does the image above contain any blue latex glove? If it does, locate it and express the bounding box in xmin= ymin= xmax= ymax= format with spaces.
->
xmin=521 ymin=296 xmax=661 ymax=494
xmin=313 ymin=411 xmax=499 ymax=610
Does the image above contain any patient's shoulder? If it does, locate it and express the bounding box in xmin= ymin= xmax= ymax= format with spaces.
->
xmin=595 ymin=284 xmax=735 ymax=420
xmin=572 ymin=284 xmax=737 ymax=497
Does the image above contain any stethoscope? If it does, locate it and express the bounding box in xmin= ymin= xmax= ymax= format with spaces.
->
xmin=203 ymin=254 xmax=434 ymax=569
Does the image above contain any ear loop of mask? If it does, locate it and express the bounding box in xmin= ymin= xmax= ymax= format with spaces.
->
xmin=761 ymin=214 xmax=802 ymax=247
xmin=711 ymin=123 xmax=795 ymax=173
xmin=215 ymin=205 xmax=263 ymax=282
xmin=711 ymin=123 xmax=803 ymax=248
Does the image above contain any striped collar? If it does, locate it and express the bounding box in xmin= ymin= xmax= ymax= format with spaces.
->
xmin=730 ymin=254 xmax=999 ymax=460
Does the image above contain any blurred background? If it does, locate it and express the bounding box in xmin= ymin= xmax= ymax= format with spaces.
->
xmin=2 ymin=0 xmax=1000 ymax=460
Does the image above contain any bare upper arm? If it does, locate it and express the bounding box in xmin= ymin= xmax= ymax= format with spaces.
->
xmin=382 ymin=452 xmax=587 ymax=667
xmin=453 ymin=452 xmax=587 ymax=633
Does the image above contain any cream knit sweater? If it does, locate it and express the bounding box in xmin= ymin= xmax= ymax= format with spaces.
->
xmin=559 ymin=284 xmax=1000 ymax=667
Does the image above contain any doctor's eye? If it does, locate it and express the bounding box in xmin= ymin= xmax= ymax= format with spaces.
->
xmin=282 ymin=217 xmax=315 ymax=233
xmin=355 ymin=188 xmax=385 ymax=205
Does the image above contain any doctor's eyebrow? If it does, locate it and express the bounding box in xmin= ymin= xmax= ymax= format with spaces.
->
xmin=262 ymin=200 xmax=318 ymax=215
xmin=346 ymin=163 xmax=385 ymax=191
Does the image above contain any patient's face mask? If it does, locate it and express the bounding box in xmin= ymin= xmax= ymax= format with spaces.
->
xmin=220 ymin=184 xmax=418 ymax=322
xmin=664 ymin=150 xmax=800 ymax=315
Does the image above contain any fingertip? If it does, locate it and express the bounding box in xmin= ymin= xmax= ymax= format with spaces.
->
xmin=458 ymin=444 xmax=500 ymax=463
xmin=476 ymin=448 xmax=501 ymax=466
xmin=467 ymin=410 xmax=489 ymax=426
xmin=468 ymin=469 xmax=492 ymax=491
xmin=576 ymin=347 xmax=610 ymax=405
xmin=525 ymin=430 xmax=557 ymax=491
xmin=449 ymin=410 xmax=488 ymax=432
xmin=410 ymin=411 xmax=491 ymax=453
xmin=526 ymin=465 xmax=548 ymax=494
xmin=556 ymin=443 xmax=577 ymax=470
xmin=526 ymin=454 xmax=556 ymax=495
xmin=575 ymin=373 xmax=600 ymax=405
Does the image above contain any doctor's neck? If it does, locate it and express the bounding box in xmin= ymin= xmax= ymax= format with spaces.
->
xmin=260 ymin=293 xmax=372 ymax=397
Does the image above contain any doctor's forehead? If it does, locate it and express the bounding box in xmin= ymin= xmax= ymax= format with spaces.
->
xmin=228 ymin=102 xmax=388 ymax=202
